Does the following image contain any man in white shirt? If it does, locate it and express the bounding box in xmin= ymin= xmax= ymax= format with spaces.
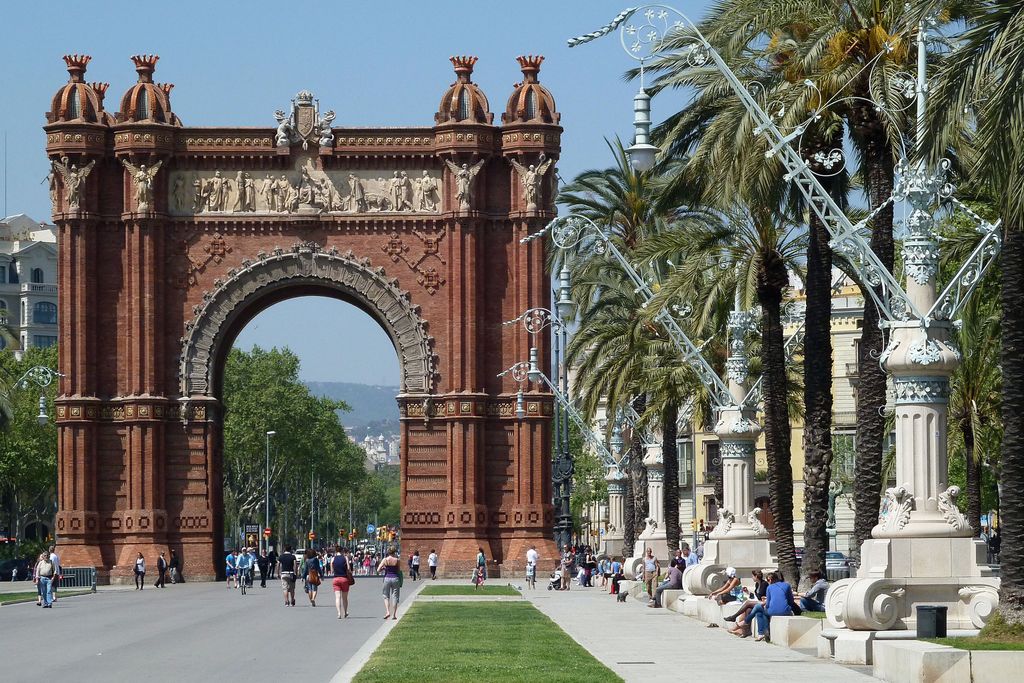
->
xmin=680 ymin=544 xmax=699 ymax=569
xmin=427 ymin=549 xmax=438 ymax=580
xmin=48 ymin=545 xmax=62 ymax=603
xmin=526 ymin=545 xmax=539 ymax=589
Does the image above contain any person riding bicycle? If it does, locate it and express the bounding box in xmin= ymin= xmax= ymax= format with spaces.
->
xmin=236 ymin=548 xmax=253 ymax=589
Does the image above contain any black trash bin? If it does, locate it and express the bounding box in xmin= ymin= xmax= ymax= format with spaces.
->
xmin=917 ymin=605 xmax=948 ymax=638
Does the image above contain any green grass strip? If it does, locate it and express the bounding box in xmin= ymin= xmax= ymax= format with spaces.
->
xmin=0 ymin=589 xmax=92 ymax=605
xmin=419 ymin=585 xmax=519 ymax=596
xmin=354 ymin=601 xmax=621 ymax=683
xmin=923 ymin=637 xmax=1024 ymax=651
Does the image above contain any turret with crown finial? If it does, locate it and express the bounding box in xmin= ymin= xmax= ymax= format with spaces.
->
xmin=47 ymin=54 xmax=110 ymax=125
xmin=503 ymin=55 xmax=559 ymax=124
xmin=436 ymin=55 xmax=493 ymax=125
xmin=118 ymin=54 xmax=181 ymax=125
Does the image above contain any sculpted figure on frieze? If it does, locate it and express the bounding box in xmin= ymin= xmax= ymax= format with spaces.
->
xmin=207 ymin=170 xmax=228 ymax=212
xmin=347 ymin=174 xmax=367 ymax=213
xmin=51 ymin=155 xmax=96 ymax=212
xmin=120 ymin=158 xmax=163 ymax=212
xmin=509 ymin=154 xmax=554 ymax=212
xmin=444 ymin=158 xmax=485 ymax=211
xmin=416 ymin=170 xmax=439 ymax=211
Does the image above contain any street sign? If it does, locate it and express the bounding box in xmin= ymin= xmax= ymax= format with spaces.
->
xmin=244 ymin=524 xmax=260 ymax=534
xmin=366 ymin=524 xmax=376 ymax=534
xmin=264 ymin=527 xmax=272 ymax=537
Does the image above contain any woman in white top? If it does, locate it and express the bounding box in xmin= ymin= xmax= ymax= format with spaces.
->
xmin=134 ymin=553 xmax=146 ymax=590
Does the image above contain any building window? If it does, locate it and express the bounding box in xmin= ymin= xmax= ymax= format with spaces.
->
xmin=31 ymin=268 xmax=44 ymax=284
xmin=526 ymin=90 xmax=537 ymax=119
xmin=704 ymin=494 xmax=719 ymax=523
xmin=32 ymin=335 xmax=57 ymax=348
xmin=8 ymin=261 xmax=17 ymax=284
xmin=677 ymin=436 xmax=693 ymax=487
xmin=0 ymin=266 xmax=5 ymax=283
xmin=68 ymin=90 xmax=80 ymax=119
xmin=34 ymin=302 xmax=57 ymax=325
xmin=457 ymin=90 xmax=469 ymax=120
xmin=138 ymin=91 xmax=149 ymax=119
xmin=703 ymin=442 xmax=720 ymax=484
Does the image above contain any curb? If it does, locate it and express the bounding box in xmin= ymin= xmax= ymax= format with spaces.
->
xmin=330 ymin=580 xmax=428 ymax=683
xmin=0 ymin=590 xmax=95 ymax=608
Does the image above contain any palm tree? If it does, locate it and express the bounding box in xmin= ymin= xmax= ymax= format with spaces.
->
xmin=641 ymin=205 xmax=806 ymax=580
xmin=925 ymin=0 xmax=1024 ymax=625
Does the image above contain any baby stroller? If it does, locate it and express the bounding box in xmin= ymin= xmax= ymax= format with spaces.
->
xmin=547 ymin=569 xmax=562 ymax=591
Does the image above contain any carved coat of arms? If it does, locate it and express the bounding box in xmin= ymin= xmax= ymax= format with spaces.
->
xmin=274 ymin=90 xmax=335 ymax=150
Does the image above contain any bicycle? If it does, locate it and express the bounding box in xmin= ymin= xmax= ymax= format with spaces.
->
xmin=238 ymin=568 xmax=248 ymax=594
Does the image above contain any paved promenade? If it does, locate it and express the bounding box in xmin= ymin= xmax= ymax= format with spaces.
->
xmin=522 ymin=584 xmax=878 ymax=682
xmin=0 ymin=578 xmax=395 ymax=682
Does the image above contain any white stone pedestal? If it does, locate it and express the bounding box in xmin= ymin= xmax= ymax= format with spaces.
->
xmin=625 ymin=444 xmax=669 ymax=578
xmin=601 ymin=467 xmax=626 ymax=558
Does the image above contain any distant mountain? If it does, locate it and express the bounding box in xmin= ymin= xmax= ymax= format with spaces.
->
xmin=305 ymin=381 xmax=400 ymax=439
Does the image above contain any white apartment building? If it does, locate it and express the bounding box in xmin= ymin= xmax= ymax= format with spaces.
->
xmin=0 ymin=214 xmax=58 ymax=353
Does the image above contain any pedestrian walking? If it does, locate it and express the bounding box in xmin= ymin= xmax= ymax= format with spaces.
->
xmin=257 ymin=550 xmax=269 ymax=588
xmin=169 ymin=549 xmax=181 ymax=584
xmin=301 ymin=548 xmax=321 ymax=607
xmin=377 ymin=546 xmax=401 ymax=620
xmin=473 ymin=565 xmax=486 ymax=590
xmin=642 ymin=547 xmax=659 ymax=598
xmin=411 ymin=550 xmax=420 ymax=581
xmin=428 ymin=549 xmax=438 ymax=579
xmin=526 ymin=545 xmax=539 ymax=590
xmin=476 ymin=547 xmax=487 ymax=582
xmin=266 ymin=547 xmax=277 ymax=580
xmin=48 ymin=545 xmax=62 ymax=603
xmin=34 ymin=552 xmax=56 ymax=608
xmin=134 ymin=552 xmax=146 ymax=590
xmin=332 ymin=545 xmax=355 ymax=619
xmin=155 ymin=552 xmax=168 ymax=588
xmin=278 ymin=545 xmax=297 ymax=607
xmin=225 ymin=549 xmax=238 ymax=589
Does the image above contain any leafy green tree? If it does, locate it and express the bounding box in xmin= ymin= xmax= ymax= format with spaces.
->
xmin=0 ymin=346 xmax=59 ymax=555
xmin=221 ymin=346 xmax=367 ymax=547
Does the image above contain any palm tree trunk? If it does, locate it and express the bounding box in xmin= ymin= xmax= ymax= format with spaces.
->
xmin=802 ymin=215 xmax=835 ymax=587
xmin=999 ymin=225 xmax=1024 ymax=625
xmin=623 ymin=469 xmax=636 ymax=558
xmin=758 ymin=252 xmax=797 ymax=583
xmin=852 ymin=139 xmax=895 ymax=557
xmin=625 ymin=394 xmax=648 ymax=557
xmin=964 ymin=421 xmax=982 ymax=537
xmin=662 ymin=404 xmax=680 ymax=554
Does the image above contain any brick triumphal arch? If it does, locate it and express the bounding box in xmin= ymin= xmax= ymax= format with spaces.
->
xmin=46 ymin=53 xmax=561 ymax=580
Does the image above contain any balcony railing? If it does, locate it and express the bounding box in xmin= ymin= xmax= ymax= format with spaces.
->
xmin=21 ymin=283 xmax=57 ymax=295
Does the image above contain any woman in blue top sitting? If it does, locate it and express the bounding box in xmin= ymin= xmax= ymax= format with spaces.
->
xmin=750 ymin=570 xmax=797 ymax=642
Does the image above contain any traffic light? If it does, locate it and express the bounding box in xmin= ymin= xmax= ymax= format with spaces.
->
xmin=691 ymin=519 xmax=698 ymax=532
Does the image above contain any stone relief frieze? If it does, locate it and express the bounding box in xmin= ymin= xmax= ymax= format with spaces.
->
xmin=168 ymin=158 xmax=443 ymax=216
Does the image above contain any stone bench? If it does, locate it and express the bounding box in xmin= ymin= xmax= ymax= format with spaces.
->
xmin=660 ymin=589 xmax=685 ymax=611
xmin=769 ymin=616 xmax=823 ymax=649
xmin=818 ymin=627 xmax=981 ymax=665
xmin=873 ymin=641 xmax=970 ymax=682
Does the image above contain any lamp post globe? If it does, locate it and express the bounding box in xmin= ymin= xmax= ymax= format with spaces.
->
xmin=555 ymin=268 xmax=578 ymax=321
xmin=36 ymin=395 xmax=48 ymax=426
xmin=627 ymin=89 xmax=659 ymax=172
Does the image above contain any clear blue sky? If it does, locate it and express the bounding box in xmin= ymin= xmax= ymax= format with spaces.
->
xmin=0 ymin=0 xmax=710 ymax=385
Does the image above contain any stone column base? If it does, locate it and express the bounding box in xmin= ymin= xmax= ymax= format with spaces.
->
xmin=826 ymin=536 xmax=999 ymax=630
xmin=682 ymin=537 xmax=776 ymax=595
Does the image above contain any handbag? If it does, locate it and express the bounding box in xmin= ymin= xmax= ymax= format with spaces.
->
xmin=397 ymin=569 xmax=404 ymax=588
xmin=308 ymin=566 xmax=321 ymax=586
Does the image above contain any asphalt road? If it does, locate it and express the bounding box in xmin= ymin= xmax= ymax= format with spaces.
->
xmin=0 ymin=576 xmax=391 ymax=683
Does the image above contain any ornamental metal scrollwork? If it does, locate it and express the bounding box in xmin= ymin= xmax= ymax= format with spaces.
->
xmin=180 ymin=242 xmax=435 ymax=399
xmin=720 ymin=441 xmax=755 ymax=459
xmin=893 ymin=378 xmax=949 ymax=404
xmin=908 ymin=337 xmax=943 ymax=365
xmin=937 ymin=485 xmax=970 ymax=532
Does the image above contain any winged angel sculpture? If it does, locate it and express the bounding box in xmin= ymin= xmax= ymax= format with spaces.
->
xmin=444 ymin=159 xmax=485 ymax=211
xmin=51 ymin=155 xmax=96 ymax=212
xmin=121 ymin=159 xmax=164 ymax=212
xmin=509 ymin=154 xmax=554 ymax=211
